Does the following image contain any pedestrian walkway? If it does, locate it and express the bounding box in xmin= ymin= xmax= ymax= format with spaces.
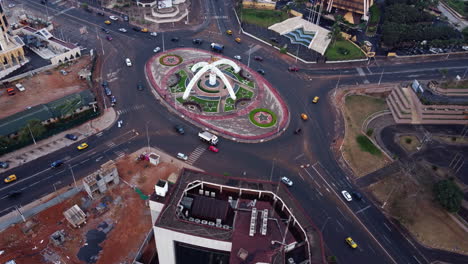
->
xmin=0 ymin=108 xmax=117 ymax=172
xmin=116 ymin=104 xmax=146 ymax=115
xmin=187 ymin=145 xmax=206 ymax=165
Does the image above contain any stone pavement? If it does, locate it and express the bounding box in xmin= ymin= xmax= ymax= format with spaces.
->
xmin=0 ymin=108 xmax=117 ymax=172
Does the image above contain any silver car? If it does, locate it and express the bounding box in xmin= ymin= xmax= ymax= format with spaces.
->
xmin=281 ymin=176 xmax=293 ymax=186
xmin=341 ymin=190 xmax=352 ymax=202
xmin=177 ymin=153 xmax=188 ymax=161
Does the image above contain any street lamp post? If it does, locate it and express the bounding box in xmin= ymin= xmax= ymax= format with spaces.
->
xmin=69 ymin=164 xmax=77 ymax=188
xmin=146 ymin=122 xmax=150 ymax=153
xmin=247 ymin=46 xmax=252 ymax=68
xmin=162 ymin=32 xmax=165 ymax=52
xmin=27 ymin=123 xmax=37 ymax=145
xmin=378 ymin=69 xmax=384 ymax=86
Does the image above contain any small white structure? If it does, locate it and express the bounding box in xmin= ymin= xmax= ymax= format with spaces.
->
xmin=183 ymin=59 xmax=240 ymax=100
xmin=149 ymin=152 xmax=160 ymax=166
xmin=63 ymin=204 xmax=87 ymax=228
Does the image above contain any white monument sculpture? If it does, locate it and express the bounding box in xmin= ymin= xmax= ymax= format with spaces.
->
xmin=182 ymin=59 xmax=241 ymax=100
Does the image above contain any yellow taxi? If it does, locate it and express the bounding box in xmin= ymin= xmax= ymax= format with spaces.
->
xmin=345 ymin=237 xmax=358 ymax=248
xmin=312 ymin=96 xmax=320 ymax=104
xmin=141 ymin=28 xmax=148 ymax=33
xmin=235 ymin=37 xmax=241 ymax=43
xmin=77 ymin=143 xmax=89 ymax=150
xmin=4 ymin=174 xmax=17 ymax=183
xmin=300 ymin=113 xmax=308 ymax=120
xmin=226 ymin=30 xmax=232 ymax=35
xmin=104 ymin=20 xmax=111 ymax=25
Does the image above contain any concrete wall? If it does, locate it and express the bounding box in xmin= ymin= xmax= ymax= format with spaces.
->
xmin=242 ymin=1 xmax=276 ymax=10
xmin=149 ymin=199 xmax=165 ymax=225
xmin=50 ymin=47 xmax=81 ymax=65
xmin=154 ymin=226 xmax=232 ymax=264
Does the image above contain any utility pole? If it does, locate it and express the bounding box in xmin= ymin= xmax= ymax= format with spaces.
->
xmin=69 ymin=164 xmax=77 ymax=188
xmin=247 ymin=46 xmax=252 ymax=68
xmin=146 ymin=122 xmax=150 ymax=153
xmin=295 ymin=45 xmax=299 ymax=64
xmin=162 ymin=32 xmax=165 ymax=52
xmin=27 ymin=123 xmax=37 ymax=145
xmin=14 ymin=205 xmax=26 ymax=222
xmin=378 ymin=69 xmax=384 ymax=86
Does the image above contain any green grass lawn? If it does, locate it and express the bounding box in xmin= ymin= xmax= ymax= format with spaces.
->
xmin=325 ymin=40 xmax=366 ymax=61
xmin=240 ymin=8 xmax=289 ymax=28
xmin=356 ymin=135 xmax=382 ymax=156
xmin=444 ymin=0 xmax=467 ymax=17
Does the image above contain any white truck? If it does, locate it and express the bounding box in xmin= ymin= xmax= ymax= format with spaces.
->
xmin=198 ymin=131 xmax=218 ymax=145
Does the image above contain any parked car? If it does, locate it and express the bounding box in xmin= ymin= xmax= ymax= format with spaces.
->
xmin=105 ymin=87 xmax=112 ymax=96
xmin=192 ymin=38 xmax=203 ymax=45
xmin=51 ymin=160 xmax=64 ymax=168
xmin=77 ymin=143 xmax=89 ymax=150
xmin=125 ymin=58 xmax=132 ymax=67
xmin=4 ymin=174 xmax=17 ymax=183
xmin=171 ymin=37 xmax=179 ymax=42
xmin=174 ymin=125 xmax=185 ymax=134
xmin=254 ymin=56 xmax=263 ymax=61
xmin=109 ymin=15 xmax=119 ymax=21
xmin=153 ymin=47 xmax=161 ymax=53
xmin=281 ymin=176 xmax=293 ymax=186
xmin=65 ymin=134 xmax=78 ymax=141
xmin=234 ymin=55 xmax=241 ymax=60
xmin=177 ymin=153 xmax=188 ymax=161
xmin=6 ymin=88 xmax=15 ymax=96
xmin=341 ymin=190 xmax=352 ymax=202
xmin=257 ymin=69 xmax=265 ymax=75
xmin=312 ymin=96 xmax=319 ymax=103
xmin=208 ymin=146 xmax=219 ymax=153
xmin=15 ymin=83 xmax=25 ymax=91
xmin=352 ymin=191 xmax=363 ymax=200
xmin=102 ymin=81 xmax=108 ymax=87
xmin=345 ymin=237 xmax=358 ymax=248
xmin=110 ymin=95 xmax=117 ymax=105
xmin=288 ymin=66 xmax=299 ymax=72
xmin=123 ymin=15 xmax=129 ymax=22
xmin=150 ymin=32 xmax=158 ymax=36
xmin=106 ymin=35 xmax=113 ymax=41
xmin=118 ymin=28 xmax=127 ymax=33
xmin=0 ymin=161 xmax=9 ymax=169
xmin=270 ymin=37 xmax=279 ymax=43
xmin=102 ymin=28 xmax=110 ymax=34
xmin=137 ymin=82 xmax=144 ymax=91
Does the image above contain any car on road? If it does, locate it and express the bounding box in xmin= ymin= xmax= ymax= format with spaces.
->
xmin=141 ymin=28 xmax=149 ymax=33
xmin=125 ymin=58 xmax=132 ymax=67
xmin=352 ymin=191 xmax=362 ymax=200
xmin=77 ymin=143 xmax=89 ymax=150
xmin=270 ymin=37 xmax=279 ymax=43
xmin=4 ymin=175 xmax=17 ymax=183
xmin=65 ymin=134 xmax=78 ymax=141
xmin=226 ymin=30 xmax=232 ymax=35
xmin=208 ymin=146 xmax=219 ymax=153
xmin=97 ymin=11 xmax=105 ymax=16
xmin=177 ymin=153 xmax=188 ymax=161
xmin=288 ymin=66 xmax=299 ymax=72
xmin=132 ymin=27 xmax=141 ymax=32
xmin=109 ymin=15 xmax=119 ymax=21
xmin=300 ymin=113 xmax=308 ymax=120
xmin=192 ymin=39 xmax=203 ymax=45
xmin=345 ymin=237 xmax=358 ymax=248
xmin=150 ymin=32 xmax=158 ymax=36
xmin=102 ymin=28 xmax=110 ymax=34
xmin=137 ymin=82 xmax=144 ymax=91
xmin=104 ymin=20 xmax=111 ymax=25
xmin=294 ymin=128 xmax=302 ymax=134
xmin=110 ymin=95 xmax=117 ymax=105
xmin=312 ymin=96 xmax=319 ymax=103
xmin=51 ymin=160 xmax=64 ymax=168
xmin=341 ymin=190 xmax=352 ymax=202
xmin=106 ymin=35 xmax=113 ymax=41
xmin=105 ymin=87 xmax=112 ymax=96
xmin=281 ymin=176 xmax=293 ymax=186
xmin=234 ymin=55 xmax=241 ymax=60
xmin=174 ymin=125 xmax=185 ymax=134
xmin=171 ymin=37 xmax=179 ymax=42
xmin=123 ymin=15 xmax=129 ymax=22
xmin=118 ymin=28 xmax=127 ymax=33
xmin=257 ymin=69 xmax=265 ymax=75
xmin=153 ymin=47 xmax=161 ymax=53
xmin=0 ymin=161 xmax=9 ymax=169
xmin=102 ymin=81 xmax=108 ymax=87
xmin=235 ymin=37 xmax=241 ymax=43
xmin=8 ymin=4 xmax=16 ymax=8
xmin=7 ymin=190 xmax=22 ymax=198
xmin=254 ymin=56 xmax=263 ymax=61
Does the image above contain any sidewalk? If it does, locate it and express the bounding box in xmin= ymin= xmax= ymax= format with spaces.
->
xmin=0 ymin=108 xmax=117 ymax=172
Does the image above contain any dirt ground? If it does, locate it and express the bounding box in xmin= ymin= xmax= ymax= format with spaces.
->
xmin=342 ymin=95 xmax=391 ymax=177
xmin=366 ymin=163 xmax=468 ymax=254
xmin=0 ymin=57 xmax=92 ymax=120
xmin=0 ymin=150 xmax=181 ymax=264
xmin=433 ymin=135 xmax=468 ymax=145
xmin=398 ymin=135 xmax=420 ymax=153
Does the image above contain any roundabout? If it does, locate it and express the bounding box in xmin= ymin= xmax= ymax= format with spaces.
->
xmin=146 ymin=48 xmax=289 ymax=142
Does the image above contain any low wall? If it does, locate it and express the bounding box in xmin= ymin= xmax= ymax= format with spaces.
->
xmin=1 ymin=63 xmax=55 ymax=84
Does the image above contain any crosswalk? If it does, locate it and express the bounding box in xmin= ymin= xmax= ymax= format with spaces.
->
xmin=114 ymin=150 xmax=125 ymax=159
xmin=116 ymin=105 xmax=145 ymax=115
xmin=186 ymin=145 xmax=207 ymax=165
xmin=106 ymin=142 xmax=116 ymax=148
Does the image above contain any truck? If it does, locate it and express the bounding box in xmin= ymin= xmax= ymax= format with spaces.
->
xmin=210 ymin=43 xmax=224 ymax=52
xmin=198 ymin=131 xmax=218 ymax=145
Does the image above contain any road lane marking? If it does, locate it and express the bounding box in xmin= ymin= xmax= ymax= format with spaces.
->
xmin=412 ymin=255 xmax=422 ymax=264
xmin=356 ymin=67 xmax=366 ymax=76
xmin=95 ymin=156 xmax=103 ymax=162
xmin=383 ymin=222 xmax=392 ymax=231
xmin=297 ymin=172 xmax=304 ymax=180
xmin=335 ymin=219 xmax=344 ymax=230
xmin=0 ymin=206 xmax=15 ymax=214
xmin=355 ymin=205 xmax=371 ymax=214
xmin=382 ymin=234 xmax=392 ymax=244
xmin=336 ymin=208 xmax=346 ymax=219
xmin=294 ymin=153 xmax=304 ymax=160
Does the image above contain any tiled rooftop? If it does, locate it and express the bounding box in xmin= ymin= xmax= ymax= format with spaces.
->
xmin=153 ymin=169 xmax=326 ymax=264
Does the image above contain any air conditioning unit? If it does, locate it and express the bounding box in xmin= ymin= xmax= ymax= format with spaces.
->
xmin=189 ymin=217 xmax=195 ymax=222
xmin=201 ymin=220 xmax=208 ymax=225
xmin=195 ymin=219 xmax=201 ymax=224
xmin=222 ymin=225 xmax=230 ymax=230
xmin=208 ymin=221 xmax=215 ymax=226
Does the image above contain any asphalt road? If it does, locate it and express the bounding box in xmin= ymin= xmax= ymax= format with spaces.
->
xmin=1 ymin=1 xmax=468 ymax=263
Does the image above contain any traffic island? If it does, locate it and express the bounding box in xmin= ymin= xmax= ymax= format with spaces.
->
xmin=145 ymin=48 xmax=289 ymax=142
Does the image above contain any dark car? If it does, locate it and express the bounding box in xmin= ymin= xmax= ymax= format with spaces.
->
xmin=102 ymin=28 xmax=110 ymax=34
xmin=270 ymin=37 xmax=279 ymax=43
xmin=97 ymin=11 xmax=105 ymax=16
xmin=102 ymin=81 xmax=108 ymax=87
xmin=85 ymin=8 xmax=93 ymax=13
xmin=171 ymin=37 xmax=179 ymax=42
xmin=132 ymin=27 xmax=141 ymax=32
xmin=123 ymin=15 xmax=129 ymax=22
xmin=110 ymin=95 xmax=117 ymax=105
xmin=352 ymin=191 xmax=363 ymax=200
xmin=192 ymin=39 xmax=203 ymax=45
xmin=0 ymin=161 xmax=9 ymax=169
xmin=105 ymin=87 xmax=112 ymax=96
xmin=106 ymin=35 xmax=113 ymax=41
xmin=51 ymin=160 xmax=64 ymax=168
xmin=137 ymin=83 xmax=144 ymax=91
xmin=257 ymin=69 xmax=265 ymax=75
xmin=254 ymin=56 xmax=263 ymax=61
xmin=65 ymin=134 xmax=78 ymax=141
xmin=41 ymin=0 xmax=47 ymax=5
xmin=7 ymin=190 xmax=22 ymax=198
xmin=288 ymin=66 xmax=299 ymax=72
xmin=174 ymin=125 xmax=185 ymax=135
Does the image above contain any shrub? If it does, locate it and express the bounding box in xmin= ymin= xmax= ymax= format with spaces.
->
xmin=433 ymin=179 xmax=463 ymax=213
xmin=405 ymin=137 xmax=412 ymax=144
xmin=366 ymin=128 xmax=374 ymax=136
xmin=356 ymin=135 xmax=382 ymax=155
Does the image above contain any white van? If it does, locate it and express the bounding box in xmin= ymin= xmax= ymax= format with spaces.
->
xmin=15 ymin=83 xmax=25 ymax=92
xmin=125 ymin=58 xmax=132 ymax=67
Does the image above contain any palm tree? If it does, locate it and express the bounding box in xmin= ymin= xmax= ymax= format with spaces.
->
xmin=327 ymin=22 xmax=342 ymax=46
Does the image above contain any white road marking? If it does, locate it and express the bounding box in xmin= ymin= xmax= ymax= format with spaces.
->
xmin=355 ymin=205 xmax=371 ymax=214
xmin=382 ymin=234 xmax=392 ymax=244
xmin=383 ymin=222 xmax=392 ymax=231
xmin=356 ymin=67 xmax=366 ymax=76
xmin=95 ymin=156 xmax=103 ymax=162
xmin=412 ymin=255 xmax=422 ymax=264
xmin=294 ymin=153 xmax=304 ymax=160
xmin=297 ymin=172 xmax=304 ymax=180
xmin=336 ymin=219 xmax=344 ymax=230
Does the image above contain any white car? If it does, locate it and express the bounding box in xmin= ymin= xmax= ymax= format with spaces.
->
xmin=177 ymin=153 xmax=188 ymax=161
xmin=118 ymin=28 xmax=127 ymax=33
xmin=341 ymin=190 xmax=352 ymax=202
xmin=234 ymin=55 xmax=241 ymax=60
xmin=125 ymin=58 xmax=132 ymax=67
xmin=109 ymin=15 xmax=119 ymax=21
xmin=281 ymin=176 xmax=293 ymax=187
xmin=153 ymin=47 xmax=161 ymax=53
xmin=150 ymin=32 xmax=158 ymax=37
xmin=15 ymin=83 xmax=25 ymax=92
xmin=8 ymin=4 xmax=15 ymax=8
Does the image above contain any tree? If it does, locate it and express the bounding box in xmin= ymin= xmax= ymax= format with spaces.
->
xmin=433 ymin=179 xmax=463 ymax=213
xmin=327 ymin=23 xmax=342 ymax=46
